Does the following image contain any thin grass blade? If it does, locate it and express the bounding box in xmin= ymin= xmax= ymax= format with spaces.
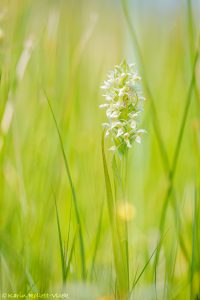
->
xmin=53 ymin=190 xmax=66 ymax=283
xmin=43 ymin=89 xmax=86 ymax=280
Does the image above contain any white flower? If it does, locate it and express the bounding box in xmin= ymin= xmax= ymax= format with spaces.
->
xmin=100 ymin=59 xmax=146 ymax=153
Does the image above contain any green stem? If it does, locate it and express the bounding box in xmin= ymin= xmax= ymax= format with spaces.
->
xmin=102 ymin=134 xmax=130 ymax=299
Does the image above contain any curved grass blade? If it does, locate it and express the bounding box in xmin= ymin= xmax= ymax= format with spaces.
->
xmin=65 ymin=228 xmax=78 ymax=280
xmin=187 ymin=0 xmax=195 ymax=62
xmin=154 ymin=49 xmax=199 ymax=292
xmin=187 ymin=0 xmax=200 ymax=111
xmin=44 ymin=89 xmax=86 ymax=280
xmin=133 ymin=247 xmax=157 ymax=288
xmin=53 ymin=190 xmax=66 ymax=283
xmin=101 ymin=132 xmax=114 ymax=223
xmin=120 ymin=0 xmax=170 ymax=173
xmin=158 ymin=50 xmax=199 ymax=235
xmin=89 ymin=200 xmax=104 ymax=281
xmin=190 ymin=186 xmax=199 ymax=299
xmin=25 ymin=267 xmax=39 ymax=293
xmin=129 ymin=232 xmax=166 ymax=299
xmin=120 ymin=0 xmax=192 ymax=267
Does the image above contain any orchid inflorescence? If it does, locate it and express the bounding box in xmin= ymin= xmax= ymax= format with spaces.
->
xmin=100 ymin=59 xmax=146 ymax=154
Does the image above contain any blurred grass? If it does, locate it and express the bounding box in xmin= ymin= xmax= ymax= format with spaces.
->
xmin=0 ymin=0 xmax=200 ymax=299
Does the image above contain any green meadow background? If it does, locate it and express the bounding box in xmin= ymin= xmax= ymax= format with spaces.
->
xmin=0 ymin=0 xmax=200 ymax=299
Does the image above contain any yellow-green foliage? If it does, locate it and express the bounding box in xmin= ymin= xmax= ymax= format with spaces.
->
xmin=0 ymin=0 xmax=199 ymax=299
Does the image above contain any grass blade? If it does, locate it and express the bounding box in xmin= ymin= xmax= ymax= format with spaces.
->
xmin=53 ymin=190 xmax=66 ymax=283
xmin=190 ymin=186 xmax=199 ymax=299
xmin=89 ymin=200 xmax=104 ymax=280
xmin=44 ymin=89 xmax=86 ymax=280
xmin=187 ymin=0 xmax=195 ymax=61
xmin=120 ymin=2 xmax=198 ymax=259
xmin=133 ymin=246 xmax=157 ymax=289
xmin=154 ymin=49 xmax=199 ymax=290
xmin=101 ymin=132 xmax=114 ymax=222
xmin=159 ymin=50 xmax=199 ymax=235
xmin=120 ymin=0 xmax=170 ymax=173
xmin=65 ymin=228 xmax=78 ymax=280
xmin=102 ymin=133 xmax=130 ymax=297
xmin=129 ymin=233 xmax=167 ymax=300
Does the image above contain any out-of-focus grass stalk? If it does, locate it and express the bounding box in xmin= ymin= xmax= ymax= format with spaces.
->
xmin=102 ymin=134 xmax=129 ymax=299
xmin=187 ymin=0 xmax=200 ymax=113
xmin=120 ymin=0 xmax=196 ymax=225
xmin=120 ymin=0 xmax=170 ymax=174
xmin=121 ymin=0 xmax=200 ymax=294
xmin=55 ymin=189 xmax=77 ymax=283
xmin=89 ymin=200 xmax=104 ymax=281
xmin=114 ymin=152 xmax=130 ymax=294
xmin=172 ymin=192 xmax=189 ymax=261
xmin=190 ymin=187 xmax=200 ymax=299
xmin=120 ymin=0 xmax=189 ymax=267
xmin=187 ymin=0 xmax=195 ymax=60
xmin=44 ymin=90 xmax=86 ymax=280
xmin=65 ymin=228 xmax=77 ymax=280
xmin=186 ymin=3 xmax=200 ymax=294
xmin=154 ymin=49 xmax=199 ymax=290
xmin=131 ymin=239 xmax=162 ymax=293
xmin=53 ymin=190 xmax=66 ymax=283
xmin=154 ymin=2 xmax=200 ymax=289
xmin=187 ymin=0 xmax=200 ymax=110
xmin=159 ymin=49 xmax=199 ymax=231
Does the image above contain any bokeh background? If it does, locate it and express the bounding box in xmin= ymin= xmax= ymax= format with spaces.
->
xmin=0 ymin=0 xmax=200 ymax=299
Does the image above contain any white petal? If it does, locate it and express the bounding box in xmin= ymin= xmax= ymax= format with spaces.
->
xmin=116 ymin=128 xmax=124 ymax=137
xmin=128 ymin=112 xmax=138 ymax=118
xmin=108 ymin=111 xmax=120 ymax=119
xmin=105 ymin=95 xmax=113 ymax=101
xmin=126 ymin=139 xmax=132 ymax=148
xmin=135 ymin=136 xmax=141 ymax=144
xmin=105 ymin=130 xmax=110 ymax=137
xmin=115 ymin=101 xmax=123 ymax=108
xmin=102 ymin=123 xmax=109 ymax=128
xmin=130 ymin=120 xmax=136 ymax=129
xmin=137 ymin=129 xmax=146 ymax=133
xmin=118 ymin=88 xmax=126 ymax=97
xmin=111 ymin=121 xmax=121 ymax=129
xmin=124 ymin=132 xmax=129 ymax=138
xmin=99 ymin=103 xmax=109 ymax=109
xmin=139 ymin=96 xmax=146 ymax=101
